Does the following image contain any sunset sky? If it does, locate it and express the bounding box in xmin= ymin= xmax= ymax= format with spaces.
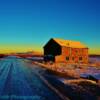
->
xmin=0 ymin=0 xmax=99 ymax=54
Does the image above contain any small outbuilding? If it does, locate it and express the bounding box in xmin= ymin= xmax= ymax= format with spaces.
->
xmin=43 ymin=38 xmax=88 ymax=63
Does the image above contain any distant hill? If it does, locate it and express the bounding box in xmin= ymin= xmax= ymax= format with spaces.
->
xmin=14 ymin=51 xmax=43 ymax=58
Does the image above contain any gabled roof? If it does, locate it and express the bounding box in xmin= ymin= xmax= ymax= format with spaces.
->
xmin=53 ymin=38 xmax=87 ymax=48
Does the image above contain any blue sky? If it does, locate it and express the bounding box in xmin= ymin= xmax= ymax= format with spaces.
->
xmin=0 ymin=0 xmax=99 ymax=54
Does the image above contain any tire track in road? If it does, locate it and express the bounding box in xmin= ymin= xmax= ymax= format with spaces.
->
xmin=0 ymin=61 xmax=12 ymax=95
xmin=1 ymin=58 xmax=34 ymax=97
xmin=0 ymin=61 xmax=8 ymax=76
xmin=10 ymin=59 xmax=34 ymax=96
xmin=1 ymin=63 xmax=13 ymax=96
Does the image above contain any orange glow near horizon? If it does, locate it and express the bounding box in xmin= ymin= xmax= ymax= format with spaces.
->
xmin=89 ymin=48 xmax=100 ymax=55
xmin=0 ymin=44 xmax=42 ymax=54
xmin=0 ymin=43 xmax=99 ymax=55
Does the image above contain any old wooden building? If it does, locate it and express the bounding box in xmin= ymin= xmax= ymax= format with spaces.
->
xmin=43 ymin=38 xmax=88 ymax=63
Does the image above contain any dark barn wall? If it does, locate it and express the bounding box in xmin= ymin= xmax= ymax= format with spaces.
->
xmin=44 ymin=39 xmax=61 ymax=56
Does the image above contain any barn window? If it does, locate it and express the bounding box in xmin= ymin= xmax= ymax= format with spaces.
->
xmin=66 ymin=57 xmax=69 ymax=61
xmin=79 ymin=57 xmax=82 ymax=61
xmin=72 ymin=57 xmax=74 ymax=61
xmin=75 ymin=50 xmax=78 ymax=55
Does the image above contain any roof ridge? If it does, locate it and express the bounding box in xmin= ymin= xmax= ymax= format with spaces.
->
xmin=53 ymin=38 xmax=87 ymax=48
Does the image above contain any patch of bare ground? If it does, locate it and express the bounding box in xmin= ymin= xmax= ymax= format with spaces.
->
xmin=64 ymin=79 xmax=100 ymax=99
xmin=40 ymin=62 xmax=89 ymax=78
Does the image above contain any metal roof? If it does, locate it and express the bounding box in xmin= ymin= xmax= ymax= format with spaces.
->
xmin=53 ymin=38 xmax=87 ymax=48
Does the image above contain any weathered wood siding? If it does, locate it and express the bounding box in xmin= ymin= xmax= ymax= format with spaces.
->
xmin=55 ymin=47 xmax=88 ymax=63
